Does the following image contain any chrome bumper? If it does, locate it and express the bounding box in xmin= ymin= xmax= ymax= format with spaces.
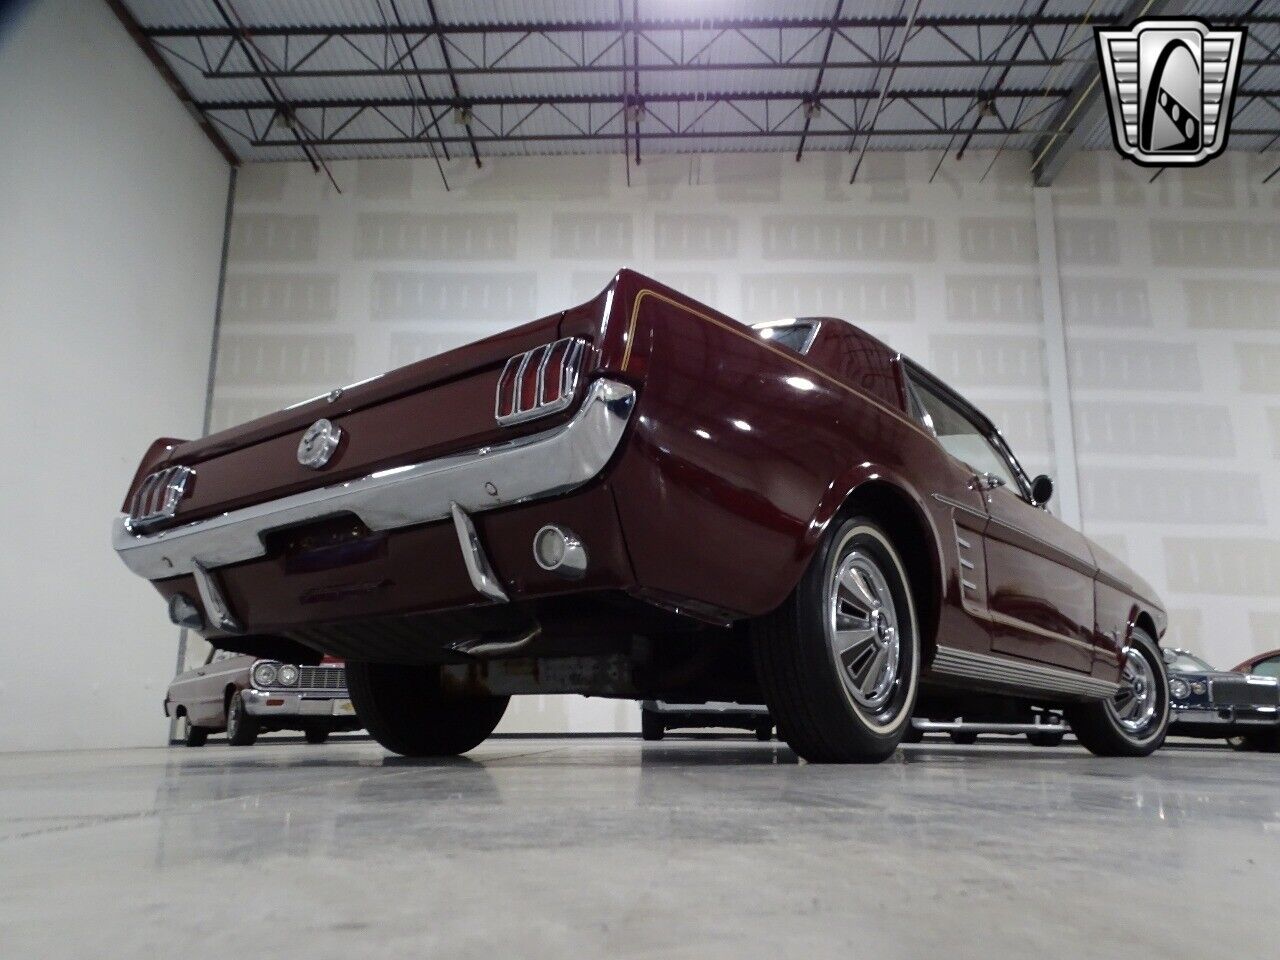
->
xmin=112 ymin=378 xmax=636 ymax=583
xmin=240 ymin=688 xmax=357 ymax=718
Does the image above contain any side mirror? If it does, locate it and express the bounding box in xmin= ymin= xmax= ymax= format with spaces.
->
xmin=1031 ymin=474 xmax=1054 ymax=505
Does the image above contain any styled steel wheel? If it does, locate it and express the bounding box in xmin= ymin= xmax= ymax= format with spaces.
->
xmin=751 ymin=516 xmax=920 ymax=763
xmin=828 ymin=549 xmax=903 ymax=719
xmin=1066 ymin=627 xmax=1168 ymax=757
xmin=1109 ymin=646 xmax=1159 ymax=734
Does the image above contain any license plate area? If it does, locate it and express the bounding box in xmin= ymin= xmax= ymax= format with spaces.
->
xmin=266 ymin=514 xmax=388 ymax=574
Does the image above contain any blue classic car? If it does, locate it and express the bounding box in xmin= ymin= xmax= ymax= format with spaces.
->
xmin=1164 ymin=649 xmax=1280 ymax=750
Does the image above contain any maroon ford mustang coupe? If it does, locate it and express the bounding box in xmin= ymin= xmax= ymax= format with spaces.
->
xmin=114 ymin=269 xmax=1170 ymax=763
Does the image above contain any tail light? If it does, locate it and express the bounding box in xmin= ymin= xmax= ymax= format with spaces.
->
xmin=126 ymin=465 xmax=195 ymax=531
xmin=495 ymin=337 xmax=586 ymax=426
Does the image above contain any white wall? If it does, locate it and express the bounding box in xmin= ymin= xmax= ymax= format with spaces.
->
xmin=217 ymin=148 xmax=1280 ymax=733
xmin=0 ymin=0 xmax=229 ymax=751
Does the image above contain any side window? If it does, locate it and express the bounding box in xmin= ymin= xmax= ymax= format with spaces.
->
xmin=909 ymin=377 xmax=1019 ymax=491
xmin=1251 ymin=656 xmax=1280 ymax=679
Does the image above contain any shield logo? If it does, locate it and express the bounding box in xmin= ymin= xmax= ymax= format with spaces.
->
xmin=1095 ymin=19 xmax=1246 ymax=167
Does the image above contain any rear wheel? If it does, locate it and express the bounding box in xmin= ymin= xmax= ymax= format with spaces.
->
xmin=751 ymin=516 xmax=920 ymax=763
xmin=304 ymin=727 xmax=330 ymax=745
xmin=1027 ymin=730 xmax=1066 ymax=747
xmin=640 ymin=710 xmax=665 ymax=742
xmin=183 ymin=721 xmax=209 ymax=747
xmin=346 ymin=662 xmax=508 ymax=757
xmin=900 ymin=721 xmax=924 ymax=744
xmin=1230 ymin=732 xmax=1280 ymax=753
xmin=1066 ymin=628 xmax=1168 ymax=757
xmin=754 ymin=721 xmax=773 ymax=742
xmin=225 ymin=692 xmax=259 ymax=746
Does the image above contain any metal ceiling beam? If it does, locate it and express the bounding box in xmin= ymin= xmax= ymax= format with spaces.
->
xmin=954 ymin=0 xmax=1049 ymax=162
xmin=240 ymin=127 xmax=1280 ymax=150
xmin=1031 ymin=0 xmax=1171 ymax=187
xmin=200 ymin=56 xmax=1102 ymax=79
xmin=422 ymin=0 xmax=480 ymax=167
xmin=144 ymin=14 xmax=1149 ymax=39
xmin=194 ymin=87 xmax=1081 ymax=112
xmin=796 ymin=0 xmax=846 ymax=162
xmin=850 ymin=0 xmax=925 ymax=183
xmin=103 ymin=0 xmax=238 ymax=165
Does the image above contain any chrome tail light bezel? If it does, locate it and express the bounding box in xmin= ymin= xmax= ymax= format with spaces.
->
xmin=495 ymin=337 xmax=587 ymax=426
xmin=126 ymin=465 xmax=195 ymax=532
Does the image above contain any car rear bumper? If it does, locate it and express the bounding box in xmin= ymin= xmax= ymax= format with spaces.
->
xmin=115 ymin=379 xmax=637 ymax=634
xmin=113 ymin=378 xmax=636 ymax=582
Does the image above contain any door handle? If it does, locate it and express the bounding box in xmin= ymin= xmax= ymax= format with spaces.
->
xmin=970 ymin=472 xmax=1006 ymax=492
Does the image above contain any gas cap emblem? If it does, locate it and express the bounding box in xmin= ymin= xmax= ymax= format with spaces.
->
xmin=297 ymin=418 xmax=342 ymax=469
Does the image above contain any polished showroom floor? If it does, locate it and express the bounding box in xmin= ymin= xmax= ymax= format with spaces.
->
xmin=2 ymin=735 xmax=1276 ymax=959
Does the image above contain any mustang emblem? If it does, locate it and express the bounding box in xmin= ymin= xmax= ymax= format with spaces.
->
xmin=297 ymin=418 xmax=342 ymax=469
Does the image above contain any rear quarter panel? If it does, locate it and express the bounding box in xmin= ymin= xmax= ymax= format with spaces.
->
xmin=596 ymin=275 xmax=971 ymax=649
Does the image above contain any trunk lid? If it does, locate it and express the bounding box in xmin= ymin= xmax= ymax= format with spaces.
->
xmin=131 ymin=292 xmax=611 ymax=527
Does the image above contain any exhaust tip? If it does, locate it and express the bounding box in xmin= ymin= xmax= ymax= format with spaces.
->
xmin=533 ymin=525 xmax=587 ymax=579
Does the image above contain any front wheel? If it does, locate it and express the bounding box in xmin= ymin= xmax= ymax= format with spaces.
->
xmin=225 ymin=691 xmax=260 ymax=746
xmin=1066 ymin=628 xmax=1168 ymax=757
xmin=304 ymin=727 xmax=330 ymax=745
xmin=346 ymin=662 xmax=508 ymax=757
xmin=751 ymin=516 xmax=920 ymax=763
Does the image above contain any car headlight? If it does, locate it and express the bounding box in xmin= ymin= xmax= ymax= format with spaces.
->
xmin=276 ymin=664 xmax=299 ymax=687
xmin=251 ymin=662 xmax=278 ymax=688
xmin=1169 ymin=677 xmax=1190 ymax=700
xmin=1191 ymin=680 xmax=1207 ymax=696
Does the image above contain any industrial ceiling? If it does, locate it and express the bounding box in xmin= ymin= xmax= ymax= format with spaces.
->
xmin=112 ymin=0 xmax=1280 ymax=185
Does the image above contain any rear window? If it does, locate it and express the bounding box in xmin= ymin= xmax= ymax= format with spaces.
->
xmin=755 ymin=320 xmax=819 ymax=355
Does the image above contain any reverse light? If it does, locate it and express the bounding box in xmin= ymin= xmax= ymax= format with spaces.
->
xmin=495 ymin=337 xmax=586 ymax=426
xmin=533 ymin=524 xmax=588 ymax=579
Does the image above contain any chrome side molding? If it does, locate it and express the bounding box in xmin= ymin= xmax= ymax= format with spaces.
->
xmin=930 ymin=645 xmax=1120 ymax=701
xmin=113 ymin=378 xmax=637 ymax=581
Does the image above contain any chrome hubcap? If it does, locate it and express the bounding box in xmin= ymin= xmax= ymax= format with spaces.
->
xmin=828 ymin=550 xmax=901 ymax=711
xmin=1110 ymin=647 xmax=1158 ymax=734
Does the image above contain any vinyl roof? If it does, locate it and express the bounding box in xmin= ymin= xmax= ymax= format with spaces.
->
xmin=116 ymin=0 xmax=1280 ymax=182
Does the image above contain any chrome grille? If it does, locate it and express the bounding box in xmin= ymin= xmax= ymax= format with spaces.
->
xmin=127 ymin=465 xmax=194 ymax=531
xmin=1210 ymin=676 xmax=1277 ymax=707
xmin=297 ymin=666 xmax=347 ymax=691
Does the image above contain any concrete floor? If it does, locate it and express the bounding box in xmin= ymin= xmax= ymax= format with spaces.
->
xmin=1 ymin=737 xmax=1277 ymax=959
